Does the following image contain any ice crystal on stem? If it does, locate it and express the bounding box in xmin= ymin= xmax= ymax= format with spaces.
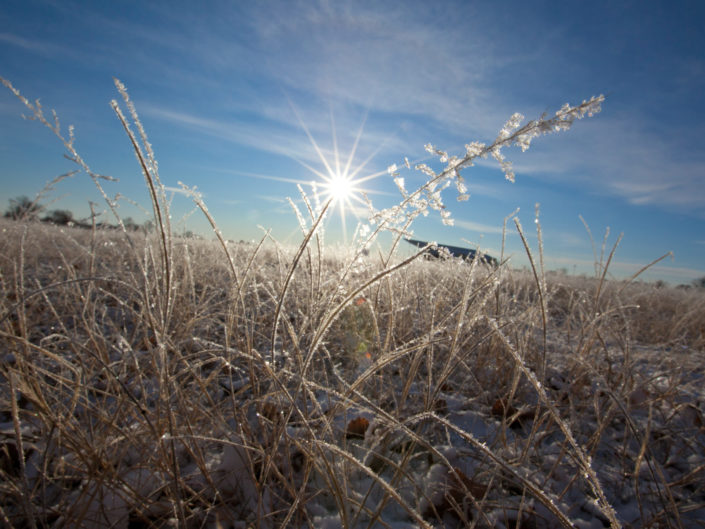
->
xmin=497 ymin=112 xmax=524 ymax=141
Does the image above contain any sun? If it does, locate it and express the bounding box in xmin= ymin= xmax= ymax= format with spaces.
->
xmin=314 ymin=158 xmax=375 ymax=240
xmin=323 ymin=172 xmax=355 ymax=204
xmin=318 ymin=169 xmax=364 ymax=240
xmin=285 ymin=101 xmax=394 ymax=242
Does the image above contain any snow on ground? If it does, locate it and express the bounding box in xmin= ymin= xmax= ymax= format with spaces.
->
xmin=4 ymin=328 xmax=699 ymax=528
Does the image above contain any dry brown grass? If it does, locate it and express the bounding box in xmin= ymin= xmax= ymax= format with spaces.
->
xmin=1 ymin=217 xmax=704 ymax=528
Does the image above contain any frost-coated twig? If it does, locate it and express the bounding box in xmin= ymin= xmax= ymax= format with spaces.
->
xmin=489 ymin=318 xmax=622 ymax=528
xmin=372 ymin=96 xmax=604 ymax=232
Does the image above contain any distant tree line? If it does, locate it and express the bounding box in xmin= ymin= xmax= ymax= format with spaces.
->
xmin=3 ymin=195 xmax=154 ymax=232
xmin=3 ymin=196 xmax=702 ymax=286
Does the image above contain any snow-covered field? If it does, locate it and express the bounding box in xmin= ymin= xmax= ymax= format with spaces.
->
xmin=2 ymin=219 xmax=704 ymax=528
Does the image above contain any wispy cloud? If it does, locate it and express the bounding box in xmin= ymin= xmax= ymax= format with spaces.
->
xmin=509 ymin=116 xmax=705 ymax=214
xmin=142 ymin=105 xmax=322 ymax=165
xmin=93 ymin=1 xmax=509 ymax=141
xmin=547 ymin=230 xmax=592 ymax=248
xmin=243 ymin=2 xmax=510 ymax=135
xmin=0 ymin=29 xmax=96 ymax=69
xmin=255 ymin=195 xmax=288 ymax=204
xmin=454 ymin=219 xmax=507 ymax=235
xmin=0 ymin=32 xmax=59 ymax=55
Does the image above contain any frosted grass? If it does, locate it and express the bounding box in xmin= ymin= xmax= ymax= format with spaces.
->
xmin=1 ymin=77 xmax=703 ymax=528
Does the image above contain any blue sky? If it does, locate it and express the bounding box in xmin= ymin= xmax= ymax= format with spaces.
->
xmin=1 ymin=0 xmax=704 ymax=284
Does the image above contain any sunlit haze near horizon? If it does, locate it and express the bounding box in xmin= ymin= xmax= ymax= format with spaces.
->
xmin=1 ymin=0 xmax=704 ymax=284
